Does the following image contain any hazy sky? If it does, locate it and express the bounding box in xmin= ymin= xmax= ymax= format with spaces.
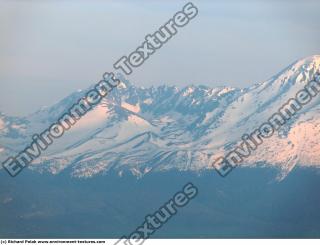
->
xmin=1 ymin=0 xmax=320 ymax=116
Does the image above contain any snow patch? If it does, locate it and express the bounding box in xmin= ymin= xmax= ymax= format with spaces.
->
xmin=143 ymin=98 xmax=153 ymax=105
xmin=182 ymin=87 xmax=195 ymax=96
xmin=121 ymin=102 xmax=140 ymax=113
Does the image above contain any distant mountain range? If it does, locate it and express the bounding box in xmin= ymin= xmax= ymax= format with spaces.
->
xmin=1 ymin=55 xmax=320 ymax=179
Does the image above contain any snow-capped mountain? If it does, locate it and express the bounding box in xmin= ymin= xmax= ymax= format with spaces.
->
xmin=1 ymin=56 xmax=320 ymax=178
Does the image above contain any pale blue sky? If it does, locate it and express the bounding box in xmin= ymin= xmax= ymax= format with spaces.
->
xmin=1 ymin=0 xmax=320 ymax=116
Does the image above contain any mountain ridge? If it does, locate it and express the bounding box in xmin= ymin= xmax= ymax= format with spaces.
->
xmin=1 ymin=55 xmax=320 ymax=179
